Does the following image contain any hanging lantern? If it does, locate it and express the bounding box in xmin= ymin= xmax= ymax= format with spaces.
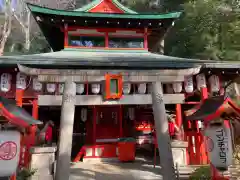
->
xmin=76 ymin=84 xmax=84 ymax=94
xmin=0 ymin=73 xmax=11 ymax=92
xmin=205 ymin=122 xmax=233 ymax=171
xmin=196 ymin=73 xmax=206 ymax=91
xmin=46 ymin=83 xmax=56 ymax=93
xmin=138 ymin=83 xmax=146 ymax=94
xmin=32 ymin=77 xmax=42 ymax=91
xmin=81 ymin=108 xmax=87 ymax=122
xmin=166 ymin=84 xmax=173 ymax=93
xmin=184 ymin=76 xmax=194 ymax=93
xmin=58 ymin=84 xmax=64 ymax=94
xmin=209 ymin=75 xmax=220 ymax=93
xmin=91 ymin=84 xmax=100 ymax=94
xmin=172 ymin=82 xmax=182 ymax=93
xmin=123 ymin=83 xmax=131 ymax=94
xmin=128 ymin=108 xmax=135 ymax=120
xmin=16 ymin=72 xmax=27 ymax=90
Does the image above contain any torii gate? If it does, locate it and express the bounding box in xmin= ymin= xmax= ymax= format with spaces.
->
xmin=18 ymin=64 xmax=201 ymax=180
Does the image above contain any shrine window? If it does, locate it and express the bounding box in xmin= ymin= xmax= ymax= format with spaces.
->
xmin=108 ymin=37 xmax=144 ymax=48
xmin=68 ymin=35 xmax=105 ymax=47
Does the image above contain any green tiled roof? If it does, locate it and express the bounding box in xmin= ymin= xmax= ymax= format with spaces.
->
xmin=27 ymin=3 xmax=181 ymax=20
xmin=75 ymin=0 xmax=138 ymax=14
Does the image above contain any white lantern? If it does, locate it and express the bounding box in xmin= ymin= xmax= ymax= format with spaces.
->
xmin=81 ymin=108 xmax=87 ymax=122
xmin=58 ymin=84 xmax=64 ymax=94
xmin=32 ymin=77 xmax=42 ymax=91
xmin=76 ymin=84 xmax=84 ymax=94
xmin=172 ymin=82 xmax=182 ymax=93
xmin=128 ymin=108 xmax=135 ymax=120
xmin=0 ymin=73 xmax=11 ymax=92
xmin=16 ymin=72 xmax=27 ymax=90
xmin=46 ymin=83 xmax=56 ymax=93
xmin=184 ymin=76 xmax=194 ymax=93
xmin=138 ymin=83 xmax=146 ymax=94
xmin=205 ymin=122 xmax=233 ymax=171
xmin=209 ymin=75 xmax=220 ymax=93
xmin=196 ymin=73 xmax=206 ymax=91
xmin=123 ymin=83 xmax=131 ymax=94
xmin=91 ymin=84 xmax=100 ymax=94
xmin=0 ymin=131 xmax=21 ymax=177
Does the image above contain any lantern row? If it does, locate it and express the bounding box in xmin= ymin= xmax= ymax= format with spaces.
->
xmin=0 ymin=73 xmax=220 ymax=94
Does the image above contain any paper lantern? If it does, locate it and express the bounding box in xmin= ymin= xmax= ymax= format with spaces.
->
xmin=76 ymin=84 xmax=84 ymax=94
xmin=91 ymin=84 xmax=100 ymax=94
xmin=81 ymin=108 xmax=87 ymax=122
xmin=32 ymin=77 xmax=42 ymax=91
xmin=196 ymin=73 xmax=206 ymax=91
xmin=0 ymin=131 xmax=21 ymax=177
xmin=58 ymin=84 xmax=64 ymax=94
xmin=0 ymin=73 xmax=11 ymax=92
xmin=184 ymin=76 xmax=194 ymax=93
xmin=205 ymin=123 xmax=233 ymax=171
xmin=138 ymin=83 xmax=146 ymax=94
xmin=46 ymin=83 xmax=56 ymax=93
xmin=172 ymin=82 xmax=182 ymax=93
xmin=16 ymin=72 xmax=27 ymax=90
xmin=209 ymin=75 xmax=220 ymax=93
xmin=123 ymin=83 xmax=131 ymax=94
xmin=128 ymin=108 xmax=135 ymax=120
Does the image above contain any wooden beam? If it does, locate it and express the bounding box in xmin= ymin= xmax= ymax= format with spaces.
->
xmin=37 ymin=94 xmax=185 ymax=106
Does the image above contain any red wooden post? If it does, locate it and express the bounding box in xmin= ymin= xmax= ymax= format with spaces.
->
xmin=93 ymin=106 xmax=97 ymax=157
xmin=194 ymin=121 xmax=201 ymax=164
xmin=175 ymin=104 xmax=182 ymax=140
xmin=201 ymin=87 xmax=209 ymax=164
xmin=29 ymin=99 xmax=38 ymax=146
xmin=144 ymin=28 xmax=148 ymax=49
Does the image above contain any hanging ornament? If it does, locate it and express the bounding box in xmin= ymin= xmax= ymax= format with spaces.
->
xmin=0 ymin=73 xmax=11 ymax=92
xmin=196 ymin=73 xmax=206 ymax=91
xmin=172 ymin=82 xmax=182 ymax=93
xmin=184 ymin=76 xmax=194 ymax=93
xmin=46 ymin=83 xmax=56 ymax=93
xmin=58 ymin=84 xmax=64 ymax=94
xmin=16 ymin=72 xmax=27 ymax=90
xmin=138 ymin=83 xmax=146 ymax=94
xmin=76 ymin=84 xmax=84 ymax=94
xmin=91 ymin=84 xmax=100 ymax=94
xmin=128 ymin=108 xmax=135 ymax=121
xmin=123 ymin=83 xmax=131 ymax=94
xmin=209 ymin=75 xmax=220 ymax=93
xmin=32 ymin=77 xmax=42 ymax=91
xmin=81 ymin=108 xmax=87 ymax=122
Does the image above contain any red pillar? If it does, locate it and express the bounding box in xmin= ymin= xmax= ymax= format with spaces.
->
xmin=200 ymin=87 xmax=208 ymax=164
xmin=93 ymin=106 xmax=97 ymax=157
xmin=175 ymin=104 xmax=182 ymax=140
xmin=29 ymin=99 xmax=38 ymax=146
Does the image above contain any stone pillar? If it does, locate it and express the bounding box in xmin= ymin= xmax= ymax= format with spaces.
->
xmin=151 ymin=81 xmax=176 ymax=180
xmin=55 ymin=80 xmax=76 ymax=180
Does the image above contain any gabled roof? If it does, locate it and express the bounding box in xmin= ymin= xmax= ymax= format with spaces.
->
xmin=75 ymin=0 xmax=138 ymax=14
xmin=185 ymin=95 xmax=240 ymax=122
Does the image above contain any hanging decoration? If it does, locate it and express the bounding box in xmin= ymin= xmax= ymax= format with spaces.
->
xmin=172 ymin=82 xmax=182 ymax=93
xmin=58 ymin=84 xmax=64 ymax=94
xmin=196 ymin=73 xmax=206 ymax=91
xmin=128 ymin=108 xmax=135 ymax=121
xmin=0 ymin=73 xmax=11 ymax=92
xmin=123 ymin=83 xmax=131 ymax=94
xmin=32 ymin=77 xmax=42 ymax=91
xmin=16 ymin=72 xmax=27 ymax=90
xmin=76 ymin=84 xmax=85 ymax=94
xmin=81 ymin=108 xmax=87 ymax=122
xmin=91 ymin=84 xmax=100 ymax=94
xmin=138 ymin=83 xmax=146 ymax=94
xmin=209 ymin=75 xmax=220 ymax=93
xmin=166 ymin=84 xmax=173 ymax=94
xmin=184 ymin=76 xmax=194 ymax=93
xmin=46 ymin=83 xmax=56 ymax=93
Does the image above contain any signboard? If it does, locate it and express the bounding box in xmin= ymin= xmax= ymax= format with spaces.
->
xmin=205 ymin=123 xmax=233 ymax=171
xmin=0 ymin=131 xmax=20 ymax=177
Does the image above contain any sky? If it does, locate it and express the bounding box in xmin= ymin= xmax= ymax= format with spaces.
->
xmin=0 ymin=0 xmax=17 ymax=12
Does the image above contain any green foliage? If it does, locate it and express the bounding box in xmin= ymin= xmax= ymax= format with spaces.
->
xmin=189 ymin=166 xmax=211 ymax=180
xmin=16 ymin=167 xmax=36 ymax=180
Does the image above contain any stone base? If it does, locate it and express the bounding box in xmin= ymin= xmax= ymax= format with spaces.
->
xmin=31 ymin=175 xmax=53 ymax=180
xmin=171 ymin=140 xmax=188 ymax=166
